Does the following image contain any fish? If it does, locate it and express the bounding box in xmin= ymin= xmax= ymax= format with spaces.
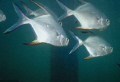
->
xmin=56 ymin=0 xmax=110 ymax=31
xmin=4 ymin=0 xmax=69 ymax=46
xmin=0 ymin=10 xmax=6 ymax=22
xmin=69 ymin=31 xmax=113 ymax=59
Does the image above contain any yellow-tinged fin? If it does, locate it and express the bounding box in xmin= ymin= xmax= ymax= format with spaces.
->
xmin=23 ymin=40 xmax=41 ymax=45
xmin=75 ymin=27 xmax=86 ymax=29
xmin=84 ymin=56 xmax=93 ymax=59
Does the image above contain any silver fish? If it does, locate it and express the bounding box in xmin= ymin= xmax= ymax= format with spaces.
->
xmin=4 ymin=0 xmax=69 ymax=46
xmin=56 ymin=0 xmax=110 ymax=31
xmin=69 ymin=31 xmax=113 ymax=59
xmin=0 ymin=10 xmax=6 ymax=22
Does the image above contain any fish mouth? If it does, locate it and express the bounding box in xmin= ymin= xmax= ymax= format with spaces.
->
xmin=61 ymin=38 xmax=69 ymax=46
xmin=105 ymin=47 xmax=113 ymax=54
xmin=107 ymin=21 xmax=110 ymax=26
xmin=55 ymin=38 xmax=69 ymax=46
xmin=106 ymin=19 xmax=110 ymax=25
xmin=109 ymin=47 xmax=113 ymax=53
xmin=65 ymin=38 xmax=69 ymax=46
xmin=0 ymin=15 xmax=6 ymax=21
xmin=57 ymin=33 xmax=69 ymax=46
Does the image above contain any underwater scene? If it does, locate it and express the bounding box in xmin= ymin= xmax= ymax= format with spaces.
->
xmin=0 ymin=0 xmax=120 ymax=82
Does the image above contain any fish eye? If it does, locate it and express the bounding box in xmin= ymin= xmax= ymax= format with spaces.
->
xmin=66 ymin=38 xmax=69 ymax=41
xmin=59 ymin=22 xmax=62 ymax=26
xmin=110 ymin=47 xmax=113 ymax=51
xmin=106 ymin=19 xmax=109 ymax=22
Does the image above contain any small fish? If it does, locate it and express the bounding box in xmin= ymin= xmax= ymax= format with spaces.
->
xmin=69 ymin=31 xmax=113 ymax=59
xmin=0 ymin=10 xmax=6 ymax=22
xmin=56 ymin=0 xmax=110 ymax=30
xmin=4 ymin=0 xmax=69 ymax=46
xmin=117 ymin=63 xmax=120 ymax=67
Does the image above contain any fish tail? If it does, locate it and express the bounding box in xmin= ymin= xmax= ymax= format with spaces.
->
xmin=4 ymin=3 xmax=30 ymax=34
xmin=69 ymin=31 xmax=83 ymax=54
xmin=20 ymin=1 xmax=33 ymax=16
xmin=56 ymin=0 xmax=74 ymax=22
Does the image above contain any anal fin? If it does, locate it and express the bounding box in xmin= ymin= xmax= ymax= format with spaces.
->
xmin=23 ymin=40 xmax=41 ymax=45
xmin=84 ymin=56 xmax=93 ymax=59
xmin=75 ymin=26 xmax=86 ymax=29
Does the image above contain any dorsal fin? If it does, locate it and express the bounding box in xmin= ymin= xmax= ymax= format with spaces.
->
xmin=20 ymin=1 xmax=33 ymax=16
xmin=29 ymin=0 xmax=49 ymax=14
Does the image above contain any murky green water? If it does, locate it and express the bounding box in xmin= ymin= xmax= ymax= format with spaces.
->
xmin=0 ymin=0 xmax=120 ymax=82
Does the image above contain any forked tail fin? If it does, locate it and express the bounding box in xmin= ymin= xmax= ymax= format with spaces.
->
xmin=56 ymin=0 xmax=74 ymax=22
xmin=69 ymin=31 xmax=83 ymax=54
xmin=4 ymin=3 xmax=29 ymax=34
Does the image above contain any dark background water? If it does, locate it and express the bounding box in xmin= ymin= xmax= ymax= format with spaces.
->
xmin=0 ymin=0 xmax=120 ymax=82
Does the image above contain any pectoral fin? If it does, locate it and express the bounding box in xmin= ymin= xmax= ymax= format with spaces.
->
xmin=23 ymin=40 xmax=41 ymax=45
xmin=84 ymin=56 xmax=93 ymax=59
